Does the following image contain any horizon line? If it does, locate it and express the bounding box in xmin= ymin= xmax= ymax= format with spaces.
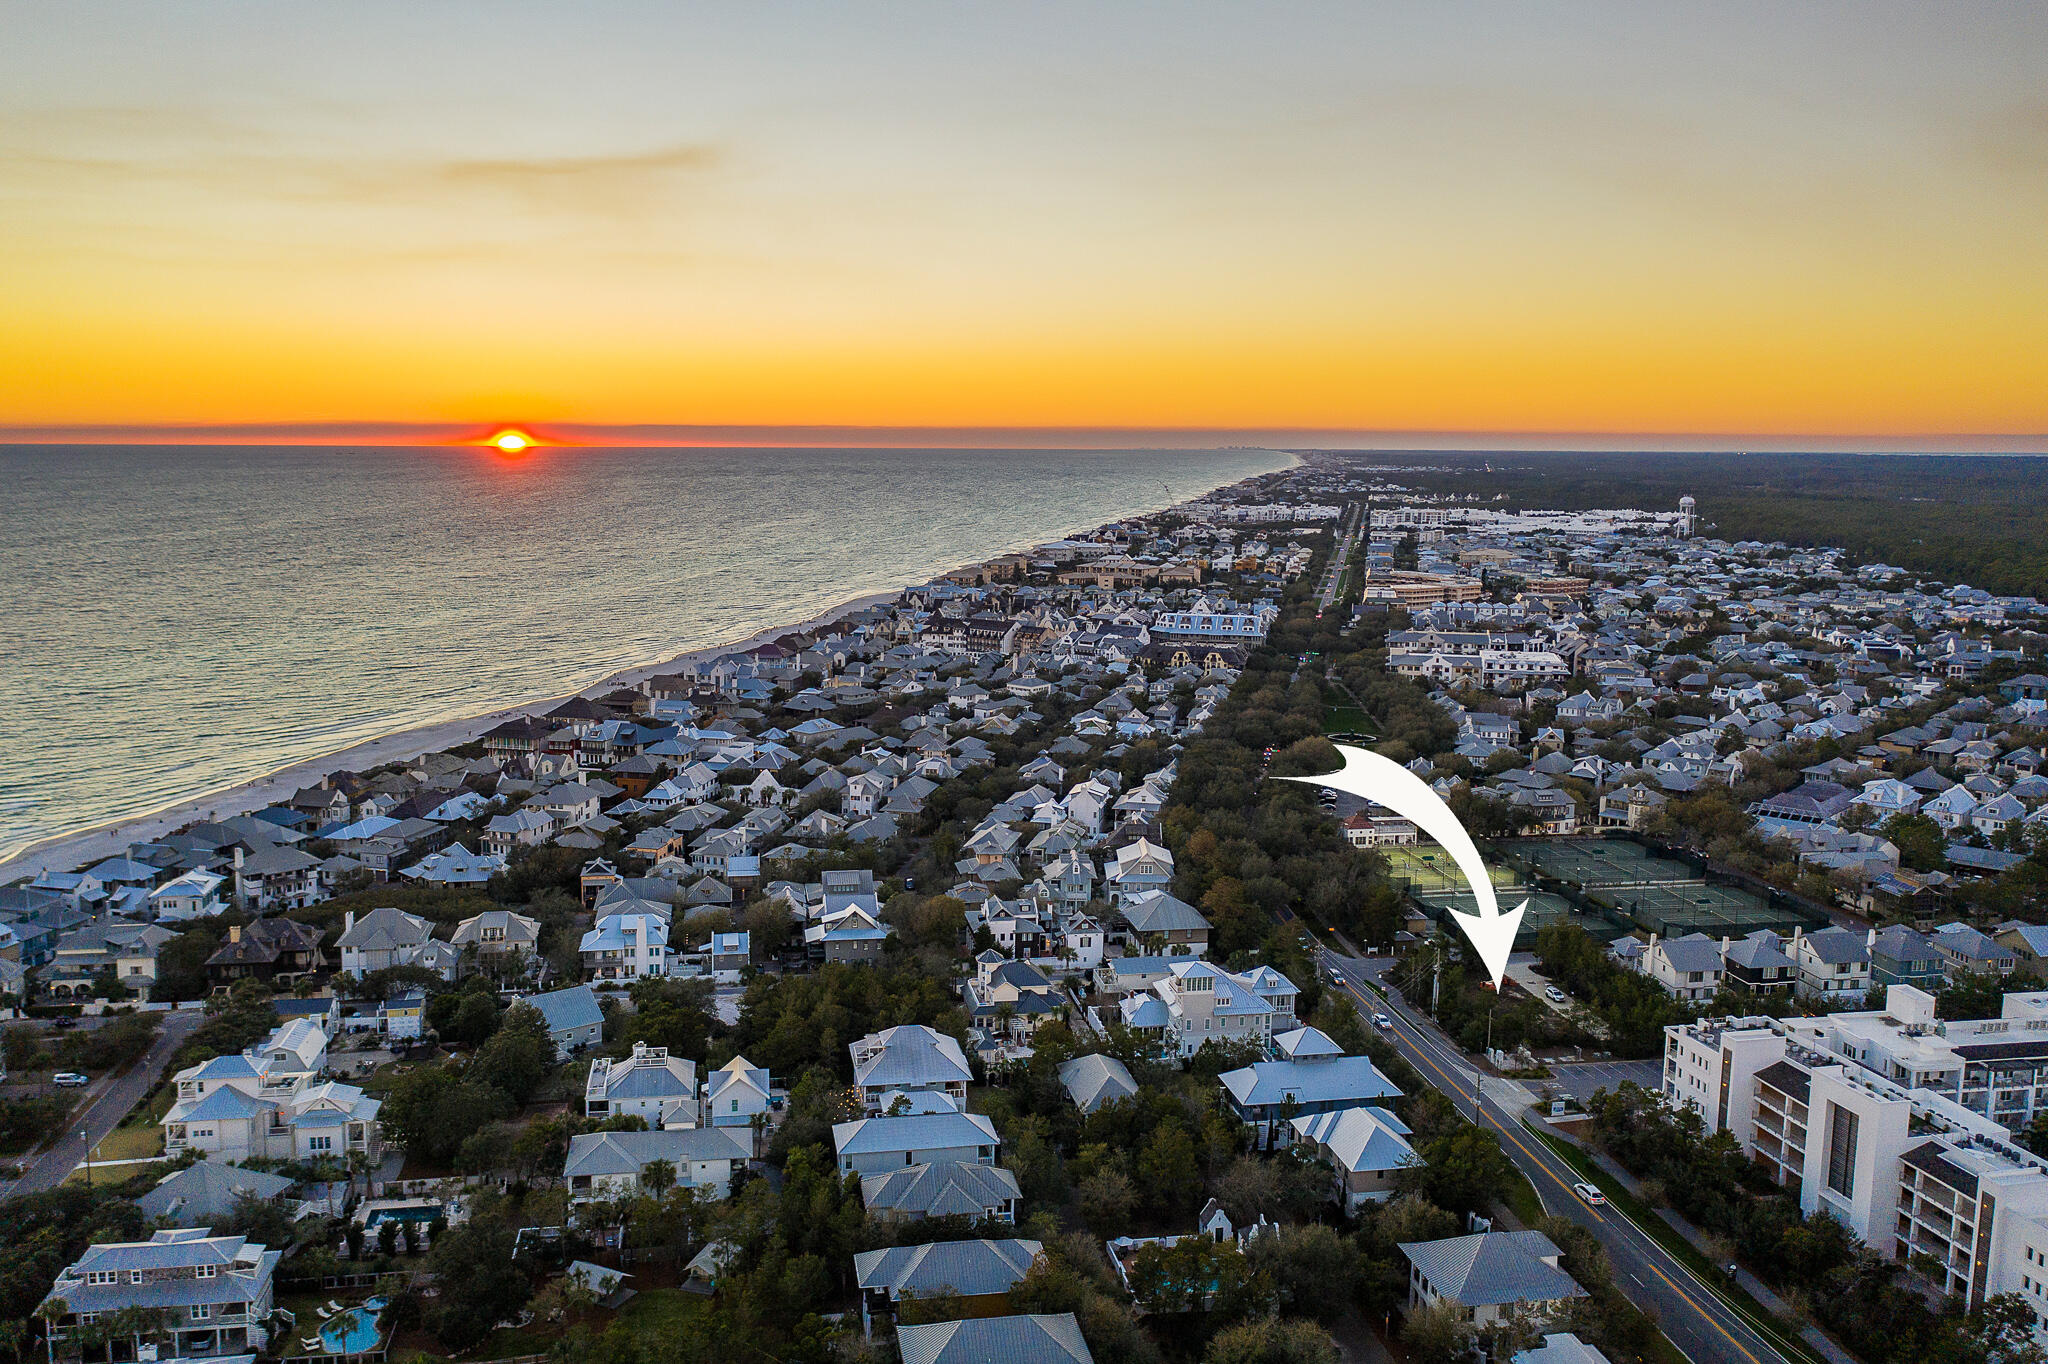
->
xmin=2 ymin=421 xmax=2047 ymax=454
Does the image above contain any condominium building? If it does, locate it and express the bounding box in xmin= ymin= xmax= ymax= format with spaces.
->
xmin=1664 ymin=988 xmax=2048 ymax=1333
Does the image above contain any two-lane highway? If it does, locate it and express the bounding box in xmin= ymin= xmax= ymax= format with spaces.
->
xmin=1322 ymin=950 xmax=1796 ymax=1364
xmin=0 ymin=1008 xmax=202 ymax=1200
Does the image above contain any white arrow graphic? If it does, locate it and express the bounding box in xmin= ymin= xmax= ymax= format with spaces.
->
xmin=1281 ymin=743 xmax=1526 ymax=989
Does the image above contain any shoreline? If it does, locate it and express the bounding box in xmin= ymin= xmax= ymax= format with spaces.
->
xmin=1 ymin=451 xmax=1297 ymax=882
xmin=0 ymin=587 xmax=900 ymax=885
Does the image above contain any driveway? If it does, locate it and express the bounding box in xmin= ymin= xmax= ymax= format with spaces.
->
xmin=1503 ymin=954 xmax=1573 ymax=1018
xmin=0 ymin=1008 xmax=202 ymax=1200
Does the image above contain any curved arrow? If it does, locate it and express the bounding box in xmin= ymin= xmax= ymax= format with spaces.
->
xmin=1281 ymin=743 xmax=1526 ymax=988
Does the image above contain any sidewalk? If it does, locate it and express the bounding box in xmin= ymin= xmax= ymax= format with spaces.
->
xmin=1557 ymin=1132 xmax=1860 ymax=1364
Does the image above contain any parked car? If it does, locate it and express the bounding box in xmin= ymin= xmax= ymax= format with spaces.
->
xmin=1572 ymin=1181 xmax=1606 ymax=1206
xmin=1545 ymin=985 xmax=1567 ymax=1004
xmin=52 ymin=1071 xmax=90 ymax=1088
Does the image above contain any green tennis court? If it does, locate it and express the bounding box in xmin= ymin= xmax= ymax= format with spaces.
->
xmin=1384 ymin=844 xmax=1521 ymax=895
xmin=1416 ymin=888 xmax=1624 ymax=947
xmin=1589 ymin=879 xmax=1794 ymax=936
xmin=1516 ymin=838 xmax=1699 ymax=885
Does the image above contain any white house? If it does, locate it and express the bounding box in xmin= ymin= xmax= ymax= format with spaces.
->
xmin=586 ymin=1042 xmax=699 ymax=1127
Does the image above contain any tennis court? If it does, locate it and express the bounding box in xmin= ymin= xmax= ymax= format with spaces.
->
xmin=1416 ymin=887 xmax=1625 ymax=947
xmin=1384 ymin=844 xmax=1521 ymax=895
xmin=1515 ymin=838 xmax=1699 ymax=886
xmin=1588 ymin=878 xmax=1795 ymax=937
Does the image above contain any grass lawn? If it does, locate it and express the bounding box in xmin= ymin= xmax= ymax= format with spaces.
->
xmin=1501 ymin=1167 xmax=1545 ymax=1227
xmin=1523 ymin=1120 xmax=1825 ymax=1364
xmin=1322 ymin=704 xmax=1375 ymax=736
xmin=615 ymin=1289 xmax=706 ymax=1334
xmin=91 ymin=1121 xmax=164 ymax=1162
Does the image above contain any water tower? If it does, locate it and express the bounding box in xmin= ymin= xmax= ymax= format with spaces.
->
xmin=1678 ymin=495 xmax=1697 ymax=537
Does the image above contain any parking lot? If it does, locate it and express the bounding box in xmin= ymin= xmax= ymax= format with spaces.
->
xmin=1545 ymin=1058 xmax=1665 ymax=1103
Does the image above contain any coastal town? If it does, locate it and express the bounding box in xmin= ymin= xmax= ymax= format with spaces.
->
xmin=6 ymin=452 xmax=2048 ymax=1364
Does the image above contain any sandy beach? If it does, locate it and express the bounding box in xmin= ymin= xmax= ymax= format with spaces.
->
xmin=2 ymin=452 xmax=1295 ymax=886
xmin=0 ymin=587 xmax=900 ymax=884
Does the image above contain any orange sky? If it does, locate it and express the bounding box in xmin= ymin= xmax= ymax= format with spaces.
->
xmin=4 ymin=3 xmax=2046 ymax=444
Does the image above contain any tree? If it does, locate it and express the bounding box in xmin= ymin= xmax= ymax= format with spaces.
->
xmin=1005 ymin=1116 xmax=1068 ymax=1213
xmin=1076 ymin=1169 xmax=1136 ymax=1236
xmin=1399 ymin=1298 xmax=1477 ymax=1364
xmin=379 ymin=1065 xmax=514 ymax=1165
xmin=1408 ymin=1124 xmax=1516 ymax=1217
xmin=1135 ymin=1123 xmax=1200 ymax=1216
xmin=446 ymin=990 xmax=503 ymax=1046
xmin=1244 ymin=1225 xmax=1359 ymax=1324
xmin=1204 ymin=1318 xmax=1339 ymax=1364
xmin=425 ymin=1222 xmax=532 ymax=1352
xmin=469 ymin=1003 xmax=554 ymax=1103
xmin=1881 ymin=813 xmax=1947 ymax=875
xmin=1959 ymin=1294 xmax=2048 ymax=1364
xmin=1126 ymin=1236 xmax=1268 ymax=1319
xmin=641 ymin=1158 xmax=677 ymax=1199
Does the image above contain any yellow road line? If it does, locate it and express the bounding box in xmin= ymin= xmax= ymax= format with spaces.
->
xmin=1340 ymin=975 xmax=1766 ymax=1364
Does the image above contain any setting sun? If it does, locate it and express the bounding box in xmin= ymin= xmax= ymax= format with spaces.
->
xmin=491 ymin=429 xmax=531 ymax=453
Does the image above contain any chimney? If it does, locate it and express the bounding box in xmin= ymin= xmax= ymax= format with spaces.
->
xmin=344 ymin=911 xmax=356 ymax=934
xmin=233 ymin=847 xmax=244 ymax=869
xmin=229 ymin=924 xmax=242 ymax=944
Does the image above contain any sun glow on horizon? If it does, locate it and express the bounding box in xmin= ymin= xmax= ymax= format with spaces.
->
xmin=490 ymin=429 xmax=532 ymax=453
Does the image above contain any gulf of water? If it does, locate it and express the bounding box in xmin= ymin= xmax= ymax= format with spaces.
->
xmin=0 ymin=444 xmax=1292 ymax=862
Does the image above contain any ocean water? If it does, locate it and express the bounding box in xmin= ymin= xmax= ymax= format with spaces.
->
xmin=0 ymin=444 xmax=1291 ymax=862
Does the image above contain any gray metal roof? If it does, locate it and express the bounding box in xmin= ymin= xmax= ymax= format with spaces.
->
xmin=1118 ymin=890 xmax=1209 ymax=933
xmin=1654 ymin=933 xmax=1723 ymax=974
xmin=135 ymin=1160 xmax=295 ymax=1222
xmin=897 ymin=1313 xmax=1091 ymax=1364
xmin=860 ymin=1160 xmax=1021 ymax=1218
xmin=851 ymin=1025 xmax=973 ymax=1089
xmin=852 ymin=1237 xmax=1041 ymax=1299
xmin=832 ymin=1111 xmax=999 ymax=1156
xmin=524 ymin=984 xmax=603 ymax=1035
xmin=1800 ymin=926 xmax=1870 ymax=965
xmin=1398 ymin=1231 xmax=1585 ymax=1308
xmin=1220 ymin=1056 xmax=1401 ymax=1110
xmin=563 ymin=1128 xmax=749 ymax=1178
xmin=1056 ymin=1054 xmax=1138 ymax=1113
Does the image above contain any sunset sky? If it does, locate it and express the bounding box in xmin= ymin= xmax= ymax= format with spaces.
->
xmin=5 ymin=2 xmax=2046 ymax=444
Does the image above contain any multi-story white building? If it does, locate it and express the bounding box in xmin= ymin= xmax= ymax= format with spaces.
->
xmin=1640 ymin=933 xmax=1724 ymax=1001
xmin=1664 ymin=988 xmax=2048 ymax=1334
xmin=1135 ymin=960 xmax=1298 ymax=1059
xmin=580 ymin=912 xmax=669 ymax=981
xmin=161 ymin=1019 xmax=381 ymax=1163
xmin=40 ymin=1229 xmax=282 ymax=1362
xmin=850 ymin=1024 xmax=974 ymax=1115
xmin=585 ymin=1042 xmax=700 ymax=1127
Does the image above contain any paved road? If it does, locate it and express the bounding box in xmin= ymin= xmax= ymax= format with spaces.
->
xmin=0 ymin=1008 xmax=202 ymax=1200
xmin=1321 ymin=950 xmax=1792 ymax=1364
xmin=1314 ymin=501 xmax=1366 ymax=611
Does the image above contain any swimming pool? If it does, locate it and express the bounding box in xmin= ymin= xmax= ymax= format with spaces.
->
xmin=319 ymin=1296 xmax=389 ymax=1354
xmin=361 ymin=1198 xmax=444 ymax=1228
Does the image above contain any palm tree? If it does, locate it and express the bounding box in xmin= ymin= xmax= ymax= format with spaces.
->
xmin=34 ymin=1298 xmax=67 ymax=1364
xmin=640 ymin=1158 xmax=677 ymax=1200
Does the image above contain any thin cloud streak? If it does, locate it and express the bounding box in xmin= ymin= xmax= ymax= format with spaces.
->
xmin=3 ymin=422 xmax=2043 ymax=454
